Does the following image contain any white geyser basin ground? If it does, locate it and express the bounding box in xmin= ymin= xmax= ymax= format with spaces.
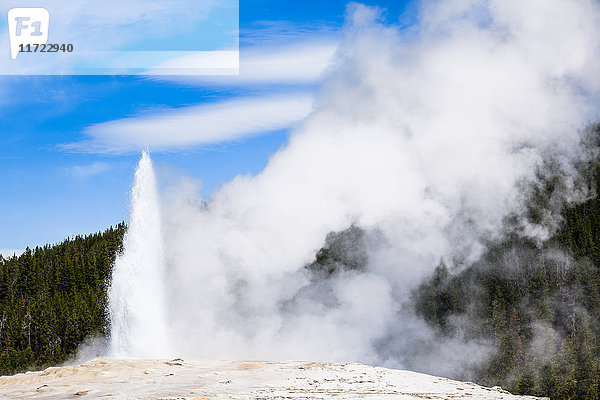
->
xmin=0 ymin=358 xmax=542 ymax=400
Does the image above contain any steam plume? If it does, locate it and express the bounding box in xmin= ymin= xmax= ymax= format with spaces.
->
xmin=110 ymin=0 xmax=600 ymax=377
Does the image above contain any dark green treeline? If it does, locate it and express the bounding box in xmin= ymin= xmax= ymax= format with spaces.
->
xmin=0 ymin=223 xmax=125 ymax=375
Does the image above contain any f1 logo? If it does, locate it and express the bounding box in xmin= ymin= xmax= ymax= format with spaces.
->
xmin=7 ymin=8 xmax=49 ymax=60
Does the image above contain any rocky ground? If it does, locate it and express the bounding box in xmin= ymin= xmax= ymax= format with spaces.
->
xmin=0 ymin=359 xmax=544 ymax=399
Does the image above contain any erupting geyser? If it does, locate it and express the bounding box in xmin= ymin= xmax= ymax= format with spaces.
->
xmin=108 ymin=151 xmax=170 ymax=358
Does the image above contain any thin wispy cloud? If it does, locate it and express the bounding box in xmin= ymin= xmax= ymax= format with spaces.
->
xmin=160 ymin=41 xmax=338 ymax=86
xmin=241 ymin=42 xmax=337 ymax=84
xmin=63 ymin=94 xmax=314 ymax=154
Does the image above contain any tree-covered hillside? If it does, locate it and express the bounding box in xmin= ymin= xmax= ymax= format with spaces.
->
xmin=414 ymin=125 xmax=600 ymax=399
xmin=0 ymin=224 xmax=125 ymax=375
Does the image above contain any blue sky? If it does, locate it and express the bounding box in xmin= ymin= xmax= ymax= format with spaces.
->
xmin=0 ymin=0 xmax=413 ymax=254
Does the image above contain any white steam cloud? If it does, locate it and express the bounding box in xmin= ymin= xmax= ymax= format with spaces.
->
xmin=109 ymin=0 xmax=600 ymax=377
